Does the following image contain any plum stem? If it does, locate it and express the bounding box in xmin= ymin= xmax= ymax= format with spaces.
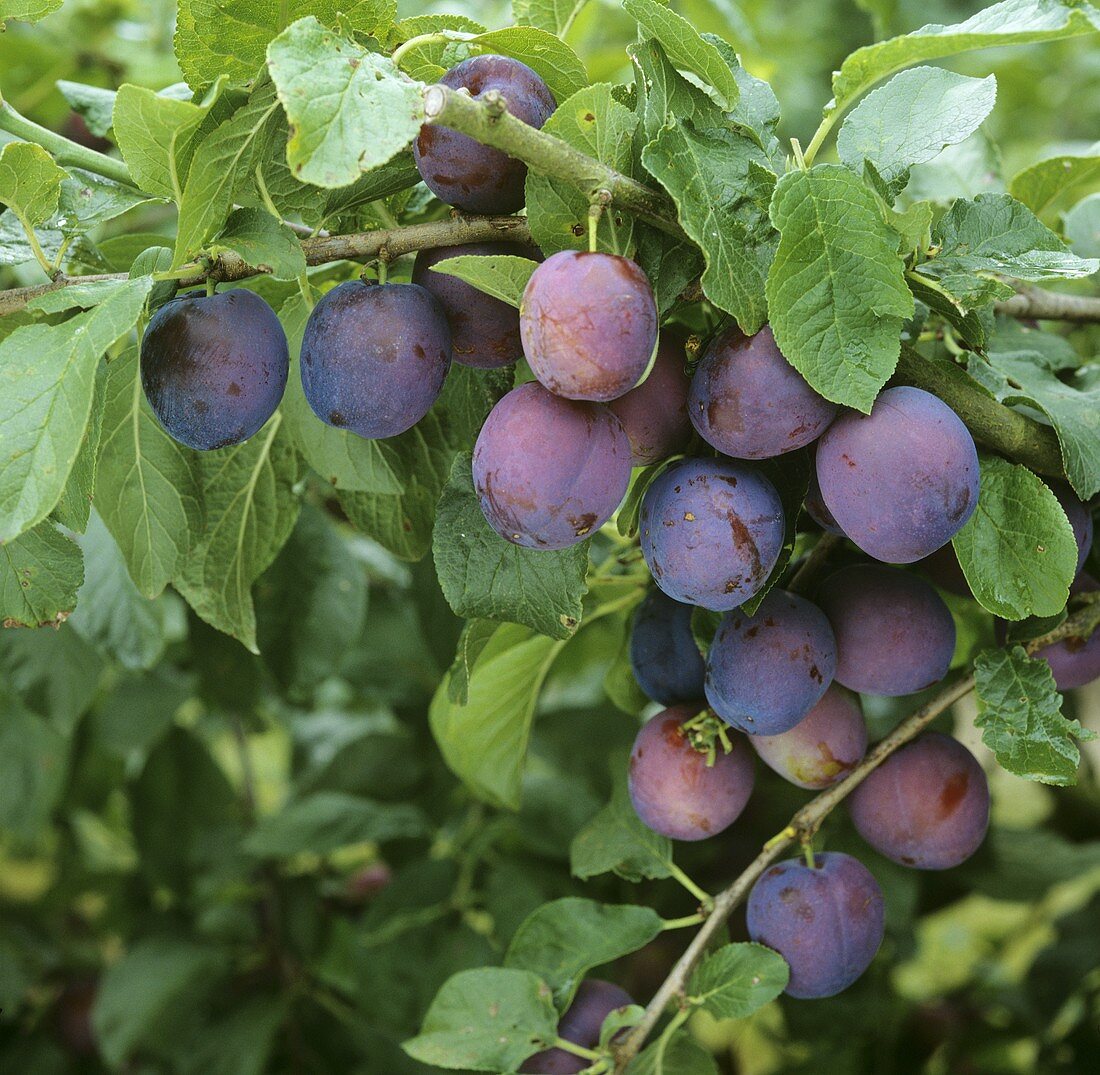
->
xmin=552 ymin=1037 xmax=602 ymax=1061
xmin=666 ymin=863 xmax=713 ymax=911
xmin=787 ymin=532 xmax=843 ymax=597
xmin=611 ymin=598 xmax=1100 ymax=1072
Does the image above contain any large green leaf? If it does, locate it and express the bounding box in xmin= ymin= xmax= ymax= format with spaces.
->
xmin=975 ymin=645 xmax=1095 ymax=785
xmin=0 ymin=522 xmax=82 ymax=628
xmin=0 ymin=277 xmax=153 ymax=544
xmin=1008 ymin=143 xmax=1100 ymax=216
xmin=687 ymin=943 xmax=790 ymax=1019
xmin=765 ymin=165 xmax=913 ymax=412
xmin=0 ymin=140 xmax=67 ymax=226
xmin=429 ymin=253 xmax=539 ymax=308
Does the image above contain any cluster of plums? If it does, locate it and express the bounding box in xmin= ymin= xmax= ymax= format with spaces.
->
xmin=139 ymin=55 xmax=557 ymax=452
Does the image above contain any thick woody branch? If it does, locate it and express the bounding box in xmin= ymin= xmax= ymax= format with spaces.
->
xmin=613 ymin=596 xmax=1100 ymax=1070
xmin=0 ymin=214 xmax=532 ymax=317
xmin=995 ymin=284 xmax=1100 ymax=324
xmin=421 ymin=84 xmax=684 ymax=237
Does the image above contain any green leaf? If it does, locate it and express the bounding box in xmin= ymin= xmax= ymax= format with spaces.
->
xmin=0 ymin=522 xmax=82 ymax=628
xmin=430 ymin=253 xmax=539 ymax=309
xmin=505 ymin=898 xmax=662 ymax=1008
xmin=112 ymin=80 xmax=224 ymax=202
xmin=268 ymin=17 xmax=424 ymax=189
xmin=1008 ymin=143 xmax=1100 ymax=216
xmin=95 ymin=344 xmax=204 ymax=599
xmin=838 ymin=68 xmax=997 ymax=193
xmin=623 ymin=0 xmax=740 ymax=110
xmin=0 ymin=690 xmax=68 ymax=837
xmin=526 ymin=82 xmax=638 ymax=255
xmin=174 ymin=415 xmax=303 ymax=653
xmin=975 ymin=645 xmax=1095 ymax=785
xmin=0 ymin=140 xmax=67 ymax=226
xmin=403 ymin=967 xmax=559 ymax=1072
xmin=175 ymin=0 xmax=396 ymax=89
xmin=54 ymin=168 xmax=153 ymax=236
xmin=0 ymin=1 xmax=63 ymax=25
xmin=570 ymin=756 xmax=673 ymax=882
xmin=514 ymin=0 xmax=591 ymax=36
xmin=52 ymin=358 xmax=105 ymax=533
xmin=626 ymin=1034 xmax=720 ymax=1075
xmin=173 ymin=79 xmax=280 ymax=267
xmin=210 ymin=207 xmax=306 ymax=280
xmin=446 ymin=618 xmax=499 ymax=705
xmin=244 ymin=791 xmax=427 ymax=856
xmin=432 ymin=454 xmax=589 ymax=641
xmin=1064 ymin=192 xmax=1100 ymax=257
xmin=643 ymin=121 xmax=776 ymax=333
xmin=915 ymin=193 xmax=1098 ymax=309
xmin=765 ymin=165 xmax=913 ymax=412
xmin=430 ymin=624 xmax=565 ymax=809
xmin=56 ymin=79 xmax=117 ymax=138
xmin=460 ymin=26 xmax=588 ymax=104
xmin=977 ymin=341 xmax=1100 ymax=500
xmin=185 ymin=998 xmax=285 ymax=1075
xmin=687 ymin=942 xmax=789 ymax=1019
xmin=952 ymin=455 xmax=1079 ymax=620
xmin=92 ymin=938 xmax=230 ymax=1068
xmin=828 ymin=0 xmax=1100 ymax=119
xmin=0 ymin=277 xmax=153 ymax=544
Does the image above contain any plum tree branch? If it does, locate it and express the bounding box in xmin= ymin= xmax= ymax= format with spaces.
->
xmin=0 ymin=214 xmax=532 ymax=317
xmin=995 ymin=284 xmax=1100 ymax=324
xmin=612 ymin=596 xmax=1100 ymax=1071
xmin=420 ymin=84 xmax=684 ymax=237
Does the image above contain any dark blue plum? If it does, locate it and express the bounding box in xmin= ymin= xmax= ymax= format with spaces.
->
xmin=519 ymin=980 xmax=633 ymax=1074
xmin=848 ymin=732 xmax=990 ymax=869
xmin=746 ymin=852 xmax=884 ymax=999
xmin=630 ymin=589 xmax=706 ymax=705
xmin=628 ymin=705 xmax=755 ymax=841
xmin=300 ymin=281 xmax=451 ymax=439
xmin=412 ymin=241 xmax=541 ymax=369
xmin=1033 ymin=573 xmax=1100 ymax=690
xmin=705 ymin=590 xmax=837 ymax=736
xmin=818 ymin=565 xmax=956 ymax=696
xmin=608 ymin=334 xmax=692 ymax=465
xmin=690 ymin=324 xmax=837 ymax=459
xmin=640 ymin=458 xmax=785 ymax=612
xmin=473 ymin=382 xmax=632 ymax=549
xmin=1051 ymin=481 xmax=1094 ymax=577
xmin=816 ymin=386 xmax=979 ymax=563
xmin=140 ymin=289 xmax=288 ymax=451
xmin=415 ymin=55 xmax=555 ymax=214
xmin=521 ymin=251 xmax=658 ymax=402
xmin=751 ymin=685 xmax=867 ymax=789
xmin=804 ymin=468 xmax=844 ymax=535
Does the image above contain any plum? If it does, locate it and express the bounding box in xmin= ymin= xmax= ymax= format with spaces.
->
xmin=848 ymin=732 xmax=990 ymax=869
xmin=746 ymin=852 xmax=884 ymax=999
xmin=1032 ymin=573 xmax=1100 ymax=690
xmin=412 ymin=241 xmax=540 ymax=369
xmin=300 ymin=281 xmax=451 ymax=439
xmin=519 ymin=979 xmax=633 ymax=1074
xmin=473 ymin=382 xmax=632 ymax=549
xmin=415 ymin=55 xmax=555 ymax=214
xmin=690 ymin=324 xmax=837 ymax=459
xmin=816 ymin=386 xmax=979 ymax=563
xmin=818 ymin=565 xmax=956 ymax=696
xmin=608 ymin=334 xmax=692 ymax=464
xmin=628 ymin=705 xmax=755 ymax=840
xmin=804 ymin=468 xmax=844 ymax=535
xmin=705 ymin=590 xmax=837 ymax=736
xmin=640 ymin=458 xmax=785 ymax=611
xmin=751 ymin=685 xmax=867 ymax=789
xmin=630 ymin=589 xmax=706 ymax=705
xmin=520 ymin=251 xmax=658 ymax=402
xmin=1050 ymin=481 xmax=1094 ymax=577
xmin=140 ymin=289 xmax=289 ymax=451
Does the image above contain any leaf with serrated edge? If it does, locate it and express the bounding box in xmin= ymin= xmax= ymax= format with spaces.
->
xmin=975 ymin=646 xmax=1095 ymax=786
xmin=765 ymin=165 xmax=913 ymax=412
xmin=0 ymin=522 xmax=83 ymax=628
xmin=0 ymin=141 xmax=67 ymax=226
xmin=687 ymin=942 xmax=789 ymax=1020
xmin=1008 ymin=144 xmax=1100 ymax=216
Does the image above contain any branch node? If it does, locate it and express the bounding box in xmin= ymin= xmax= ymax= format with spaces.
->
xmin=481 ymin=89 xmax=508 ymax=120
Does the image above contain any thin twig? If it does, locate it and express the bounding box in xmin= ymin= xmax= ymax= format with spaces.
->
xmin=612 ymin=598 xmax=1100 ymax=1069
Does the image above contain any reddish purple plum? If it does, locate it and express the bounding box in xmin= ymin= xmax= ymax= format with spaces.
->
xmin=751 ymin=686 xmax=867 ymax=789
xmin=412 ymin=242 xmax=540 ymax=369
xmin=1050 ymin=481 xmax=1094 ymax=577
xmin=818 ymin=565 xmax=956 ymax=696
xmin=640 ymin=458 xmax=785 ymax=612
xmin=804 ymin=468 xmax=844 ymax=535
xmin=917 ymin=543 xmax=973 ymax=598
xmin=816 ymin=386 xmax=979 ymax=563
xmin=300 ymin=281 xmax=451 ymax=439
xmin=690 ymin=324 xmax=837 ymax=459
xmin=628 ymin=706 xmax=755 ymax=841
xmin=746 ymin=852 xmax=884 ymax=999
xmin=520 ymin=251 xmax=658 ymax=402
xmin=704 ymin=590 xmax=837 ymax=736
xmin=473 ymin=382 xmax=632 ymax=549
xmin=1033 ymin=573 xmax=1100 ymax=690
xmin=630 ymin=589 xmax=706 ymax=706
xmin=848 ymin=732 xmax=990 ymax=869
xmin=608 ymin=334 xmax=692 ymax=465
xmin=415 ymin=55 xmax=555 ymax=214
xmin=520 ymin=980 xmax=633 ymax=1074
xmin=140 ymin=289 xmax=289 ymax=451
